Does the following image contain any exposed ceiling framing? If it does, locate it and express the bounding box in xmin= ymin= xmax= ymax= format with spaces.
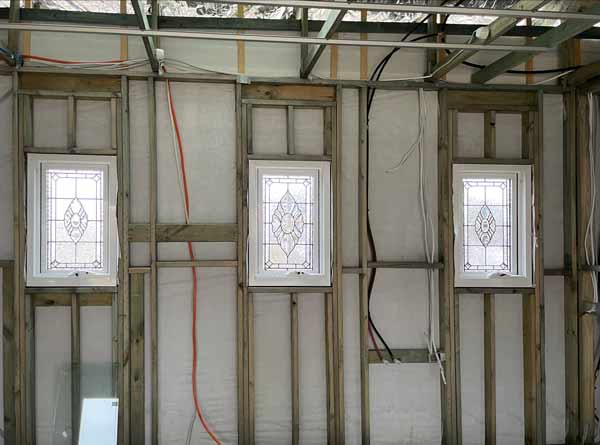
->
xmin=2 ymin=8 xmax=600 ymax=40
xmin=430 ymin=0 xmax=550 ymax=80
xmin=0 ymin=22 xmax=555 ymax=53
xmin=211 ymin=0 xmax=600 ymax=21
xmin=300 ymin=7 xmax=346 ymax=78
xmin=131 ymin=0 xmax=159 ymax=72
xmin=472 ymin=2 xmax=600 ymax=83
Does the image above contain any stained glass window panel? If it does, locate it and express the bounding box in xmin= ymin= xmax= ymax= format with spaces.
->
xmin=262 ymin=174 xmax=316 ymax=272
xmin=45 ymin=168 xmax=105 ymax=271
xmin=462 ymin=177 xmax=512 ymax=273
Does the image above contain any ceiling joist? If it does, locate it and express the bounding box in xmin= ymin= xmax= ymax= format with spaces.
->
xmin=472 ymin=3 xmax=600 ymax=84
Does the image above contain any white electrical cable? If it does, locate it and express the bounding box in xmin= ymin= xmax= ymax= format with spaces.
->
xmin=385 ymin=88 xmax=445 ymax=383
xmin=585 ymin=93 xmax=598 ymax=305
xmin=532 ymin=69 xmax=575 ymax=86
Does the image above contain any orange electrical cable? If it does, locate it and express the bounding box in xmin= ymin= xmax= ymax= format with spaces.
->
xmin=166 ymin=76 xmax=222 ymax=445
xmin=22 ymin=54 xmax=126 ymax=64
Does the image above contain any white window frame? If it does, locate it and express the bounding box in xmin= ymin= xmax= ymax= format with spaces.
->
xmin=248 ymin=159 xmax=331 ymax=287
xmin=453 ymin=163 xmax=533 ymax=288
xmin=27 ymin=153 xmax=118 ymax=287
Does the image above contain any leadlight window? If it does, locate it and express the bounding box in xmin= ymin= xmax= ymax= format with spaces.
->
xmin=249 ymin=160 xmax=331 ymax=287
xmin=27 ymin=154 xmax=118 ymax=287
xmin=453 ymin=164 xmax=532 ymax=288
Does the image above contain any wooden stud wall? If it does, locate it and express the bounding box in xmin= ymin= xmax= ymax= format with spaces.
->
xmin=441 ymin=89 xmax=545 ymax=445
xmin=238 ymin=83 xmax=342 ymax=444
xmin=2 ymin=69 xmax=597 ymax=445
xmin=483 ymin=110 xmax=497 ymax=445
xmin=6 ymin=74 xmax=125 ymax=445
xmin=576 ymin=93 xmax=596 ymax=443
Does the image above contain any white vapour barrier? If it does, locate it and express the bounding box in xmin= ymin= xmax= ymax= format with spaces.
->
xmin=0 ymin=28 xmax=585 ymax=441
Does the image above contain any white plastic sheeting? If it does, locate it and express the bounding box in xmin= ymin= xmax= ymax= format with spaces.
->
xmin=0 ymin=36 xmax=583 ymax=444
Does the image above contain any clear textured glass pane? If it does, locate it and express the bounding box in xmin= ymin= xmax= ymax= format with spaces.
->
xmin=463 ymin=177 xmax=512 ymax=272
xmin=46 ymin=168 xmax=104 ymax=271
xmin=262 ymin=174 xmax=316 ymax=271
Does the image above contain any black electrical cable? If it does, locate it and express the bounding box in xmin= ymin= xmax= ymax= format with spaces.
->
xmin=364 ymin=0 xmax=450 ymax=361
xmin=436 ymin=9 xmax=584 ymax=76
xmin=445 ymin=50 xmax=583 ymax=74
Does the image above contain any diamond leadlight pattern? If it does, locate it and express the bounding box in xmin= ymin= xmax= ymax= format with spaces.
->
xmin=272 ymin=191 xmax=305 ymax=256
xmin=263 ymin=174 xmax=315 ymax=271
xmin=45 ymin=169 xmax=104 ymax=271
xmin=474 ymin=205 xmax=496 ymax=247
xmin=463 ymin=178 xmax=511 ymax=272
xmin=64 ymin=198 xmax=89 ymax=243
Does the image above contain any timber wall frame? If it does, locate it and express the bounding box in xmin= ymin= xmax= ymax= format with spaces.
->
xmin=1 ymin=69 xmax=598 ymax=445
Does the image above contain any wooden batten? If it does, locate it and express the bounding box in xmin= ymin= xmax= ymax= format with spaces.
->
xmin=242 ymin=84 xmax=336 ymax=102
xmin=128 ymin=223 xmax=238 ymax=242
xmin=20 ymin=72 xmax=121 ymax=93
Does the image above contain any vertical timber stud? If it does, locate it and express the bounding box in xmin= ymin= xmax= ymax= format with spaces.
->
xmin=236 ymin=83 xmax=246 ymax=445
xmin=148 ymin=76 xmax=159 ymax=445
xmin=291 ymin=291 xmax=299 ymax=445
xmin=535 ymin=91 xmax=546 ymax=445
xmin=360 ymin=11 xmax=368 ymax=80
xmin=14 ymin=71 xmax=29 ymax=445
xmin=563 ymin=90 xmax=579 ymax=444
xmin=119 ymin=0 xmax=128 ymax=60
xmin=576 ymin=93 xmax=595 ymax=443
xmin=3 ymin=262 xmax=16 ymax=444
xmin=237 ymin=5 xmax=246 ymax=74
xmin=245 ymin=100 xmax=255 ymax=445
xmin=522 ymin=94 xmax=545 ymax=445
xmin=483 ymin=111 xmax=496 ymax=445
xmin=130 ymin=273 xmax=145 ymax=444
xmin=71 ymin=293 xmax=81 ymax=445
xmin=287 ymin=105 xmax=300 ymax=445
xmin=25 ymin=292 xmax=35 ymax=445
xmin=119 ymin=75 xmax=131 ymax=445
xmin=358 ymin=86 xmax=370 ymax=445
xmin=334 ymin=84 xmax=345 ymax=445
xmin=438 ymin=89 xmax=458 ymax=445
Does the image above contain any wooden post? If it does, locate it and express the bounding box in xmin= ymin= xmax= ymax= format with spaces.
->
xmin=147 ymin=76 xmax=159 ymax=445
xmin=483 ymin=110 xmax=497 ymax=445
xmin=290 ymin=292 xmax=299 ymax=445
xmin=130 ymin=273 xmax=145 ymax=444
xmin=360 ymin=11 xmax=368 ymax=80
xmin=71 ymin=293 xmax=81 ymax=445
xmin=438 ymin=89 xmax=459 ymax=445
xmin=358 ymin=86 xmax=370 ymax=444
xmin=14 ymin=72 xmax=29 ymax=445
xmin=3 ymin=262 xmax=16 ymax=444
xmin=118 ymin=75 xmax=131 ymax=445
xmin=333 ymin=84 xmax=345 ymax=445
xmin=237 ymin=5 xmax=246 ymax=74
xmin=120 ymin=0 xmax=128 ymax=60
xmin=576 ymin=93 xmax=596 ymax=443
xmin=522 ymin=94 xmax=545 ymax=445
xmin=563 ymin=90 xmax=579 ymax=444
xmin=23 ymin=0 xmax=31 ymax=55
